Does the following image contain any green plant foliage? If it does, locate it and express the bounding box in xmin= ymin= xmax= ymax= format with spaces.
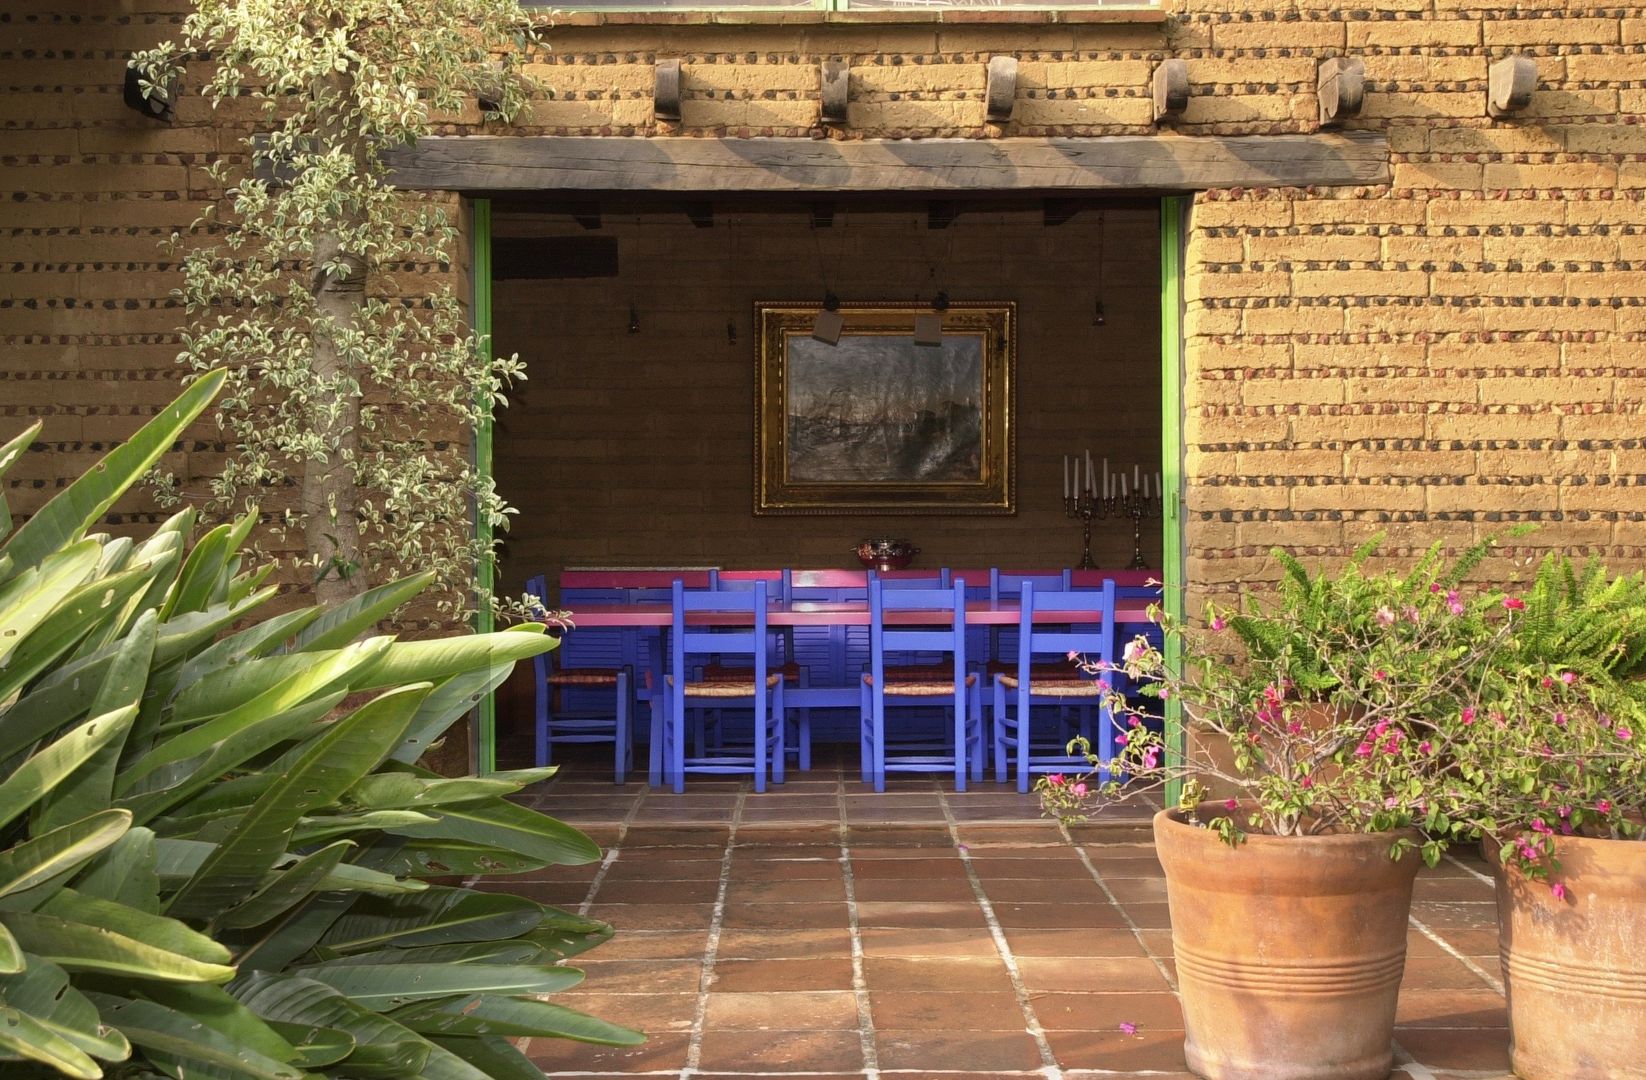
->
xmin=0 ymin=379 xmax=640 ymax=1078
xmin=130 ymin=0 xmax=539 ymax=616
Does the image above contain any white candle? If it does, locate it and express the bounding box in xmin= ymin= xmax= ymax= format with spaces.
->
xmin=1088 ymin=467 xmax=1096 ymax=497
xmin=1085 ymin=449 xmax=1094 ymax=490
xmin=1103 ymin=457 xmax=1110 ymax=498
xmin=1134 ymin=464 xmax=1141 ymax=489
xmin=1143 ymin=474 xmax=1150 ymax=498
xmin=1121 ymin=475 xmax=1128 ymax=498
xmin=1073 ymin=454 xmax=1081 ymax=498
xmin=1063 ymin=455 xmax=1069 ymax=499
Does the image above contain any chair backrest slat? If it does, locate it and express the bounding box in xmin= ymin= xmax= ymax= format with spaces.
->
xmin=671 ymin=578 xmax=768 ymax=688
xmin=868 ymin=578 xmax=967 ymax=684
xmin=1017 ymin=580 xmax=1116 ymax=674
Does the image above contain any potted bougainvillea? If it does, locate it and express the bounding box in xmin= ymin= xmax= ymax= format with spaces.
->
xmin=1042 ymin=539 xmax=1510 ymax=1080
xmin=1419 ymin=556 xmax=1646 ymax=1080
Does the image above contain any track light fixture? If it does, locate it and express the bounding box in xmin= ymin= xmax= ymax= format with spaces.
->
xmin=913 ymin=290 xmax=948 ymax=347
xmin=812 ymin=291 xmax=844 ymax=346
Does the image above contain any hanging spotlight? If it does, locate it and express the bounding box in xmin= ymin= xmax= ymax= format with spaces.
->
xmin=812 ymin=291 xmax=843 ymax=346
xmin=913 ymin=290 xmax=948 ymax=348
xmin=1092 ymin=298 xmax=1107 ymax=327
xmin=627 ymin=303 xmax=640 ymax=335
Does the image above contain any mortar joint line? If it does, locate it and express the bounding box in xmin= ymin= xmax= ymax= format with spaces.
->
xmin=680 ymin=781 xmax=749 ymax=1080
xmin=1406 ymin=910 xmax=1504 ymax=995
xmin=935 ymin=786 xmax=1064 ymax=1080
xmin=838 ymin=771 xmax=882 ymax=1080
xmin=578 ymin=784 xmax=649 ymax=917
xmin=1062 ymin=820 xmax=1178 ymax=994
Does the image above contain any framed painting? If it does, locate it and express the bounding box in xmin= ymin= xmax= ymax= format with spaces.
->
xmin=754 ymin=300 xmax=1015 ymax=515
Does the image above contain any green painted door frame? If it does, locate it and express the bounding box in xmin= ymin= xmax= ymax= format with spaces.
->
xmin=467 ymin=193 xmax=1191 ymax=779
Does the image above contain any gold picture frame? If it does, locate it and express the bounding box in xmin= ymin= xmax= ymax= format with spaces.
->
xmin=754 ymin=300 xmax=1015 ymax=515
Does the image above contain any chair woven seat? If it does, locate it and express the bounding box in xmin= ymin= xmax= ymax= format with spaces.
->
xmin=994 ymin=674 xmax=1101 ymax=696
xmin=987 ymin=660 xmax=1092 ymax=687
xmin=668 ymin=672 xmax=784 ymax=696
xmin=700 ymin=661 xmax=803 ymax=683
xmin=863 ymin=671 xmax=978 ymax=696
xmin=546 ymin=667 xmax=623 ymax=686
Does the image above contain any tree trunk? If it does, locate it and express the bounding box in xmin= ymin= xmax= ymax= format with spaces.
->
xmin=305 ymin=230 xmax=367 ymax=610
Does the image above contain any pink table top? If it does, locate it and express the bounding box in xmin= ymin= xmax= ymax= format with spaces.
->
xmin=566 ymin=599 xmax=1154 ymax=628
xmin=560 ymin=568 xmax=1160 ymax=590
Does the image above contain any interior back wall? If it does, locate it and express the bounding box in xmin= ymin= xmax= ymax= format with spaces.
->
xmin=491 ymin=203 xmax=1161 ymax=593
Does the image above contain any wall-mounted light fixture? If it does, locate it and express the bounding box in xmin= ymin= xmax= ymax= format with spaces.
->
xmin=913 ymin=290 xmax=948 ymax=347
xmin=812 ymin=292 xmax=843 ymax=346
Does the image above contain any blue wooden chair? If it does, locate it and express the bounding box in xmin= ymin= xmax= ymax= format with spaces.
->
xmin=526 ymin=574 xmax=632 ymax=784
xmin=699 ymin=569 xmax=809 ymax=770
xmin=858 ymin=578 xmax=983 ymax=792
xmin=991 ymin=579 xmax=1118 ymax=792
xmin=659 ymin=579 xmax=786 ymax=793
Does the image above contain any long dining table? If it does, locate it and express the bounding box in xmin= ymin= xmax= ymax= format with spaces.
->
xmin=565 ymin=598 xmax=1155 ymax=628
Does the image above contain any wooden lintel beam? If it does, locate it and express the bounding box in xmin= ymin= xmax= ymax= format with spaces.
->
xmin=654 ymin=59 xmax=682 ymax=122
xmin=383 ymin=133 xmax=1392 ymax=193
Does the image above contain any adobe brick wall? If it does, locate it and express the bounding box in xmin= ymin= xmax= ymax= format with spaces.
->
xmin=4 ymin=0 xmax=1644 ymax=618
xmin=490 ymin=204 xmax=1162 ymax=591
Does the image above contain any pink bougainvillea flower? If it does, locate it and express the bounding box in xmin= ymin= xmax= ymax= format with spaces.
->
xmin=1122 ymin=640 xmax=1144 ymax=663
xmin=1446 ymin=590 xmax=1465 ymax=617
xmin=1560 ymin=671 xmax=1577 ymax=685
xmin=1301 ymin=775 xmax=1314 ymax=789
xmin=1504 ymin=596 xmax=1526 ymax=610
xmin=1461 ymin=706 xmax=1476 ymax=725
xmin=1210 ymin=616 xmax=1226 ymax=632
xmin=1599 ymin=799 xmax=1613 ymax=813
xmin=1047 ymin=774 xmax=1065 ymax=786
xmin=1404 ymin=605 xmax=1421 ymax=623
xmin=1142 ymin=748 xmax=1160 ymax=769
xmin=1554 ymin=712 xmax=1567 ymax=728
xmin=1119 ymin=1021 xmax=1138 ymax=1036
xmin=1159 ymin=687 xmax=1172 ymax=700
xmin=1375 ymin=605 xmax=1396 ymax=626
xmin=1066 ymin=650 xmax=1080 ymax=661
xmin=1115 ymin=733 xmax=1129 ymax=747
xmin=1551 ymin=882 xmax=1568 ymax=901
xmin=1619 ymin=727 xmax=1635 ymax=742
xmin=1129 ymin=716 xmax=1142 ymax=728
xmin=1372 ymin=669 xmax=1388 ymax=682
xmin=1224 ymin=798 xmax=1238 ymax=811
xmin=1429 ymin=582 xmax=1442 ymax=594
xmin=1072 ymin=783 xmax=1088 ymax=797
xmin=1419 ymin=741 xmax=1433 ymax=755
xmin=1355 ymin=741 xmax=1375 ymax=757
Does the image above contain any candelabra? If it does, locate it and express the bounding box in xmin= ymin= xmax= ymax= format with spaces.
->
xmin=1063 ymin=490 xmax=1163 ymax=570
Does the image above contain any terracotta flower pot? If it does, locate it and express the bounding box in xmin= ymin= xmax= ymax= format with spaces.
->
xmin=1154 ymin=805 xmax=1422 ymax=1080
xmin=1494 ymin=834 xmax=1646 ymax=1080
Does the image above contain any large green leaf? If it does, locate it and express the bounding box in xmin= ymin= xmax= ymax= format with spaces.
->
xmin=41 ymin=889 xmax=231 ymax=965
xmin=135 ymin=982 xmax=299 ymax=1069
xmin=389 ymin=663 xmax=517 ymax=767
xmin=390 ymin=994 xmax=642 ymax=1045
xmin=0 ymin=420 xmax=41 ymax=487
xmin=230 ymin=972 xmax=430 ymax=1079
xmin=288 ymin=810 xmax=438 ymax=846
xmin=0 ymin=566 xmax=157 ymax=708
xmin=157 ymin=520 xmax=236 ymax=622
xmin=76 ymin=827 xmax=161 ymax=914
xmin=295 ymin=963 xmax=584 ymax=1009
xmin=165 ymin=684 xmax=430 ymax=920
xmin=289 ymin=572 xmax=434 ymax=653
xmin=385 ymin=796 xmax=600 ymax=867
xmin=36 ymin=612 xmax=157 ymax=833
xmin=0 ymin=1005 xmax=103 ymax=1079
xmin=2 ymin=910 xmax=235 ymax=982
xmin=360 ymin=627 xmax=555 ymax=692
xmin=212 ymin=841 xmax=354 ymax=931
xmin=85 ymin=994 xmax=303 ymax=1080
xmin=0 ymin=368 xmax=225 ymax=575
xmin=0 ymin=920 xmax=20 ymax=974
xmin=124 ymin=638 xmax=392 ymax=790
xmin=0 ymin=706 xmax=137 ymax=834
xmin=346 ymin=771 xmax=543 ymax=812
xmin=0 ymin=809 xmax=131 ymax=905
xmin=0 ymin=957 xmax=129 ymax=1063
xmin=173 ymin=607 xmax=323 ymax=698
xmin=523 ymin=908 xmax=616 ymax=962
xmin=0 ymin=540 xmax=101 ymax=669
xmin=426 ymin=1035 xmax=543 ymax=1080
xmin=264 ymin=1020 xmax=353 ymax=1069
xmin=315 ymin=889 xmax=544 ymax=957
xmin=300 ymin=941 xmax=549 ymax=969
xmin=376 ymin=840 xmax=553 ymax=879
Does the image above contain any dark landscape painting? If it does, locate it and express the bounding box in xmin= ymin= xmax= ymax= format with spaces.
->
xmin=785 ymin=334 xmax=984 ymax=484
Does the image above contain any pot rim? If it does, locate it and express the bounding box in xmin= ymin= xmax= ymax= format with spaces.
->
xmin=1156 ymin=804 xmax=1422 ymax=850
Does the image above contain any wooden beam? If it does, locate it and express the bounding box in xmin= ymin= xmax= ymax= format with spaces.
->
xmin=654 ymin=59 xmax=682 ymax=123
xmin=985 ymin=57 xmax=1018 ymax=124
xmin=1317 ymin=57 xmax=1365 ymax=129
xmin=1152 ymin=60 xmax=1188 ymax=123
xmin=1488 ymin=55 xmax=1537 ymax=119
xmin=384 ymin=133 xmax=1392 ymax=193
xmin=820 ymin=60 xmax=849 ymax=125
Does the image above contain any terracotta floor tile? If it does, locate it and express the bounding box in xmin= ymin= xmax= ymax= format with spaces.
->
xmin=850 ymin=857 xmax=968 ymax=879
xmin=713 ymin=957 xmax=856 ymax=992
xmin=874 ymin=1030 xmax=1045 ymax=1072
xmin=1044 ymin=1027 xmax=1187 ymax=1072
xmin=1114 ymin=901 xmax=1174 ymax=929
xmin=991 ymin=902 xmax=1130 ymax=930
xmin=967 ymin=857 xmax=1095 ymax=880
xmin=1030 ymin=990 xmax=1183 ymax=1032
xmin=725 ymin=877 xmax=850 ymax=904
xmin=590 ymin=930 xmax=710 ymax=961
xmin=1136 ymin=929 xmax=1174 ymax=957
xmin=854 ymin=901 xmax=988 ymax=929
xmin=720 ymin=902 xmax=850 ymax=930
xmin=1430 ymin=927 xmax=1500 ymax=958
xmin=717 ymin=927 xmax=855 ymax=959
xmin=852 ymin=875 xmax=978 ymax=902
xmin=528 ymin=1031 xmax=690 ymax=1072
xmin=1403 ymin=955 xmax=1499 ymax=990
xmin=869 ymin=990 xmax=1026 ymax=1030
xmin=570 ymin=960 xmax=707 ymax=994
xmin=594 ymin=878 xmax=721 ymax=905
xmin=1077 ymin=855 xmax=1164 ymax=879
xmin=696 ymin=1029 xmax=865 ymax=1072
xmin=1410 ymin=900 xmax=1498 ymax=929
xmin=620 ymin=826 xmax=733 ymax=847
xmin=1100 ymin=876 xmax=1169 ymax=903
xmin=732 ymin=844 xmax=842 ymax=861
xmin=953 ymin=825 xmax=1066 ymax=845
xmin=704 ymin=991 xmax=860 ymax=1030
xmin=729 ymin=859 xmax=847 ymax=882
xmin=861 ymin=957 xmax=1015 ymax=993
xmin=846 ymin=826 xmax=956 ymax=846
xmin=1015 ymin=956 xmax=1170 ymax=993
xmin=494 ymin=881 xmax=592 ymax=906
xmin=554 ymin=992 xmax=699 ymax=1033
xmin=602 ymin=860 xmax=725 ymax=883
xmin=1001 ymin=928 xmax=1148 ymax=958
xmin=1396 ymin=989 xmax=1509 ymax=1029
xmin=1394 ymin=1027 xmax=1511 ymax=1072
xmin=981 ymin=878 xmax=1109 ymax=905
xmin=584 ymin=902 xmax=717 ymax=932
xmin=1414 ymin=875 xmax=1496 ymax=901
xmin=859 ymin=927 xmax=1001 ymax=959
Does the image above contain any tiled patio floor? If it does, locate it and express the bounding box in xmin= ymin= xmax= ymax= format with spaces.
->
xmin=492 ymin=747 xmax=1513 ymax=1080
